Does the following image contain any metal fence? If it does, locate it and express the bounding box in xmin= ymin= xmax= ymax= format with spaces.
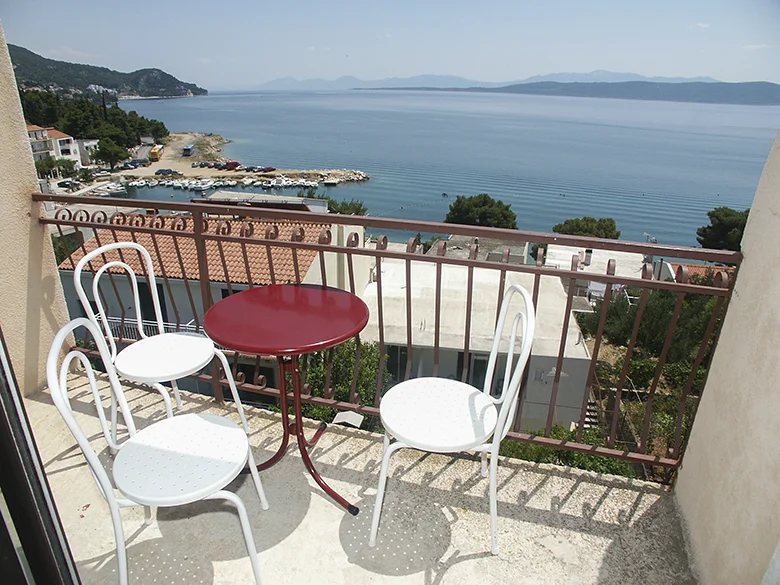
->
xmin=35 ymin=192 xmax=741 ymax=474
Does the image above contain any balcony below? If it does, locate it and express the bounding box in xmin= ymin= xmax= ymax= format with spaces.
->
xmin=25 ymin=374 xmax=697 ymax=584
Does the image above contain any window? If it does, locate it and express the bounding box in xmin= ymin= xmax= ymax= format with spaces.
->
xmin=386 ymin=345 xmax=408 ymax=382
xmin=137 ymin=282 xmax=168 ymax=322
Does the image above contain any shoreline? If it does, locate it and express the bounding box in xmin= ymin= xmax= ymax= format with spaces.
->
xmin=113 ymin=131 xmax=369 ymax=184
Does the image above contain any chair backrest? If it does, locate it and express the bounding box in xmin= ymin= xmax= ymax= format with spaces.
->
xmin=73 ymin=241 xmax=165 ymax=361
xmin=482 ymin=284 xmax=536 ymax=442
xmin=47 ymin=318 xmax=137 ymax=505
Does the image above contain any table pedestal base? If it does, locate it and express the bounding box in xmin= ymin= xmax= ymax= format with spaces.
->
xmin=255 ymin=356 xmax=359 ymax=516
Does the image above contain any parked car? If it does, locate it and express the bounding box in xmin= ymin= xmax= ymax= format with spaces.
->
xmin=94 ymin=170 xmax=111 ymax=177
xmin=57 ymin=180 xmax=79 ymax=189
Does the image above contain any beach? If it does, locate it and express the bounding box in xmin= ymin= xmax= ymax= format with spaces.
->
xmin=119 ymin=132 xmax=369 ymax=184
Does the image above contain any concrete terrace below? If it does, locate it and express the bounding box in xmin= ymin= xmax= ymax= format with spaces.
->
xmin=27 ymin=374 xmax=695 ymax=585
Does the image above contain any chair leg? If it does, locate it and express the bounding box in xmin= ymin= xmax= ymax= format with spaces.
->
xmin=207 ymin=491 xmax=262 ymax=585
xmin=369 ymin=439 xmax=406 ymax=547
xmin=143 ymin=506 xmax=153 ymax=526
xmin=170 ymin=379 xmax=183 ymax=409
xmin=214 ymin=349 xmax=250 ymax=432
xmin=108 ymin=502 xmax=129 ymax=585
xmin=489 ymin=451 xmax=499 ymax=555
xmin=247 ymin=448 xmax=270 ymax=510
xmin=151 ymin=383 xmax=174 ymax=419
xmin=481 ymin=451 xmax=488 ymax=478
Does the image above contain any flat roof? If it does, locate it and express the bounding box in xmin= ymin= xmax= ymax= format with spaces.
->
xmin=360 ymin=258 xmax=589 ymax=359
xmin=545 ymin=243 xmax=647 ymax=279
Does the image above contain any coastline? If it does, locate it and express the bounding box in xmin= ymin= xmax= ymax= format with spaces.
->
xmin=116 ymin=131 xmax=369 ymax=184
xmin=118 ymin=94 xmax=207 ymax=101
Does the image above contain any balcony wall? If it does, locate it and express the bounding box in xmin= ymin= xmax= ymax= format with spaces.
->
xmin=675 ymin=132 xmax=780 ymax=585
xmin=0 ymin=23 xmax=70 ymax=393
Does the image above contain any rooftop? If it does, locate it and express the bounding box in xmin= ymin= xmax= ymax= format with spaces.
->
xmin=360 ymin=257 xmax=589 ymax=358
xmin=58 ymin=217 xmax=327 ymax=286
xmin=46 ymin=127 xmax=72 ymax=140
xmin=26 ymin=374 xmax=696 ymax=585
xmin=26 ymin=123 xmax=45 ymax=131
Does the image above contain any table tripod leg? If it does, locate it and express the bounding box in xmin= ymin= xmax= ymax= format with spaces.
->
xmin=291 ymin=357 xmax=359 ymax=516
xmin=254 ymin=357 xmax=292 ymax=472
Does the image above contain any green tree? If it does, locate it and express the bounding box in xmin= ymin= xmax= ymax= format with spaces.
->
xmin=92 ymin=138 xmax=130 ymax=170
xmin=77 ymin=167 xmax=95 ymax=183
xmin=328 ymin=198 xmax=368 ymax=216
xmin=552 ymin=216 xmax=621 ymax=239
xmin=34 ymin=157 xmax=56 ymax=178
xmin=301 ymin=339 xmax=390 ymax=429
xmin=55 ymin=158 xmax=77 ymax=178
xmin=696 ymin=207 xmax=749 ymax=251
xmin=444 ymin=193 xmax=518 ymax=229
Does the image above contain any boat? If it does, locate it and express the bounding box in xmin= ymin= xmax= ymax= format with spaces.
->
xmin=322 ymin=179 xmax=339 ymax=186
xmin=148 ymin=180 xmax=159 ymax=187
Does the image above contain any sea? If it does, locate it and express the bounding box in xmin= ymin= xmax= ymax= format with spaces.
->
xmin=119 ymin=90 xmax=780 ymax=248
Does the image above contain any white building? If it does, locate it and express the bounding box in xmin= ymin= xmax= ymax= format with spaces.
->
xmin=25 ymin=124 xmax=82 ymax=168
xmin=359 ymin=249 xmax=592 ymax=432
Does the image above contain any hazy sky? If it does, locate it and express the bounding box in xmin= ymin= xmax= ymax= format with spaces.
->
xmin=2 ymin=0 xmax=779 ymax=90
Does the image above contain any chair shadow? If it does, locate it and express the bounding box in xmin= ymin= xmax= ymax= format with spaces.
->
xmin=155 ymin=454 xmax=312 ymax=558
xmin=77 ymin=537 xmax=215 ymax=585
xmin=339 ymin=493 xmax=453 ymax=576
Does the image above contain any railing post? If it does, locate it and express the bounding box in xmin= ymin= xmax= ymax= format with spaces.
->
xmin=193 ymin=210 xmax=223 ymax=402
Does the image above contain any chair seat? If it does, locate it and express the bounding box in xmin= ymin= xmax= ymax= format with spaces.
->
xmin=114 ymin=332 xmax=214 ymax=384
xmin=380 ymin=377 xmax=498 ymax=453
xmin=113 ymin=413 xmax=249 ymax=507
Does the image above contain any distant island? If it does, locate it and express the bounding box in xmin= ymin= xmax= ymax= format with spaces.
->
xmin=384 ymin=81 xmax=780 ymax=106
xmin=253 ymin=71 xmax=780 ymax=106
xmin=253 ymin=70 xmax=722 ymax=91
xmin=8 ymin=44 xmax=207 ymax=102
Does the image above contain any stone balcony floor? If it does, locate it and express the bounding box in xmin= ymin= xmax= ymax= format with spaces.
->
xmin=24 ymin=374 xmax=697 ymax=585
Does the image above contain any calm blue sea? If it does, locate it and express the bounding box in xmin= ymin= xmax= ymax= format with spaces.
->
xmin=120 ymin=91 xmax=780 ymax=247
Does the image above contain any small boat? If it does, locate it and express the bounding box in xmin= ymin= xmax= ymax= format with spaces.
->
xmin=148 ymin=180 xmax=159 ymax=187
xmin=322 ymin=179 xmax=339 ymax=186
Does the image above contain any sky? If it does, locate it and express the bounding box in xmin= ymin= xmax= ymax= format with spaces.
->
xmin=1 ymin=0 xmax=779 ymax=90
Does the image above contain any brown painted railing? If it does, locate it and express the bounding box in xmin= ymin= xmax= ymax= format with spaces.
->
xmin=35 ymin=192 xmax=741 ymax=475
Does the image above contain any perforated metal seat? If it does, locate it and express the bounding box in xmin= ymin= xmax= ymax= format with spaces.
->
xmin=48 ymin=318 xmax=269 ymax=585
xmin=369 ymin=284 xmax=536 ymax=555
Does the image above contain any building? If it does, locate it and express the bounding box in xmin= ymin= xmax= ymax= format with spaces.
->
xmin=26 ymin=124 xmax=51 ymax=161
xmin=360 ymin=246 xmax=591 ymax=432
xmin=56 ymin=216 xmax=370 ymax=388
xmin=25 ymin=124 xmax=82 ymax=168
xmin=77 ymin=138 xmax=99 ymax=166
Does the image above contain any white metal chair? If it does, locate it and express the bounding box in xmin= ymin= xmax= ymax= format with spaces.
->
xmin=369 ymin=284 xmax=536 ymax=555
xmin=74 ymin=241 xmax=218 ymax=419
xmin=47 ymin=318 xmax=269 ymax=585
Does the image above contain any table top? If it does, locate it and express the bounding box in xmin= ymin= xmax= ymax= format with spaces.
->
xmin=203 ymin=284 xmax=369 ymax=355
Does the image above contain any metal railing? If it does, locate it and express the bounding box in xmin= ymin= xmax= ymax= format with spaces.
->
xmin=35 ymin=192 xmax=741 ymax=475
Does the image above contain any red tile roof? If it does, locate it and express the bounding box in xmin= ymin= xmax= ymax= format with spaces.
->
xmin=59 ymin=217 xmax=329 ymax=286
xmin=45 ymin=128 xmax=72 ymax=140
xmin=669 ymin=263 xmax=735 ymax=282
xmin=26 ymin=124 xmax=46 ymax=131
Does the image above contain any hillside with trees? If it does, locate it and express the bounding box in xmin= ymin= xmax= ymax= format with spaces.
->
xmin=21 ymin=90 xmax=168 ymax=147
xmin=9 ymin=44 xmax=207 ymax=101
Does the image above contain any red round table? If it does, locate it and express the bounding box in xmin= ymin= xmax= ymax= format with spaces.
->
xmin=204 ymin=284 xmax=369 ymax=515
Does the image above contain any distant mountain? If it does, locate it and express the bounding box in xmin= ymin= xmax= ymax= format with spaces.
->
xmin=255 ymin=71 xmax=722 ymax=91
xmin=256 ymin=75 xmax=511 ymax=91
xmin=517 ymin=70 xmax=720 ymax=84
xmin=460 ymin=81 xmax=780 ymax=106
xmin=8 ymin=44 xmax=207 ymax=100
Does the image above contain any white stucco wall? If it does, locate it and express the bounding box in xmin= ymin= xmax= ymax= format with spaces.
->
xmin=675 ymin=132 xmax=780 ymax=585
xmin=0 ymin=23 xmax=70 ymax=394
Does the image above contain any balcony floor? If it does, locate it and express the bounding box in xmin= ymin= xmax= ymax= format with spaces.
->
xmin=25 ymin=374 xmax=696 ymax=585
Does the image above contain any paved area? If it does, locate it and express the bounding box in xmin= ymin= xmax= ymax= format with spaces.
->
xmin=25 ymin=374 xmax=697 ymax=585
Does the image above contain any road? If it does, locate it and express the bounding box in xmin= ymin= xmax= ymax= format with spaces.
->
xmin=135 ymin=145 xmax=151 ymax=159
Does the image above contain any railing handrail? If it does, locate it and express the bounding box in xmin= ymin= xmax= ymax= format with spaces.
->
xmin=42 ymin=191 xmax=739 ymax=477
xmin=32 ymin=192 xmax=742 ymax=264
